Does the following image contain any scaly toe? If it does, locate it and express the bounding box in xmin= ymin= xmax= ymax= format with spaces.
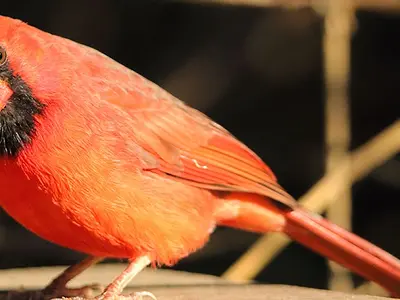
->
xmin=130 ymin=291 xmax=157 ymax=300
xmin=94 ymin=291 xmax=157 ymax=300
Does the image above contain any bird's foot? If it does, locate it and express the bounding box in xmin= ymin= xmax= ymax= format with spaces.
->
xmin=50 ymin=256 xmax=156 ymax=300
xmin=96 ymin=291 xmax=157 ymax=300
xmin=45 ymin=283 xmax=104 ymax=300
xmin=51 ymin=291 xmax=156 ymax=300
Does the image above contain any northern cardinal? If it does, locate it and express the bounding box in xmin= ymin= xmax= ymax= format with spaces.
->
xmin=0 ymin=15 xmax=399 ymax=300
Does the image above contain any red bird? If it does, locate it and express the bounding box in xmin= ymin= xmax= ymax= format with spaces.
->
xmin=0 ymin=15 xmax=399 ymax=300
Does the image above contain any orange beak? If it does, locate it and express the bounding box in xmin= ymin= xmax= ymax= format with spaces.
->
xmin=0 ymin=80 xmax=13 ymax=111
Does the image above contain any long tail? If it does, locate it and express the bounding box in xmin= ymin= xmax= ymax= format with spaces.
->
xmin=284 ymin=208 xmax=400 ymax=297
xmin=217 ymin=193 xmax=400 ymax=297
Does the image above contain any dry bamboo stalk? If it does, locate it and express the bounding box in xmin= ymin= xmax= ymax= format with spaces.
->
xmin=222 ymin=120 xmax=400 ymax=283
xmin=323 ymin=0 xmax=353 ymax=292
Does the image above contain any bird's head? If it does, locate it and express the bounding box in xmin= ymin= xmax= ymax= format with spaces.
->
xmin=0 ymin=16 xmax=48 ymax=156
xmin=0 ymin=15 xmax=86 ymax=156
xmin=0 ymin=15 xmax=128 ymax=156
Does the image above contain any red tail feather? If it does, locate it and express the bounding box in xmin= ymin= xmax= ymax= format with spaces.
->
xmin=218 ymin=194 xmax=400 ymax=298
xmin=284 ymin=209 xmax=400 ymax=297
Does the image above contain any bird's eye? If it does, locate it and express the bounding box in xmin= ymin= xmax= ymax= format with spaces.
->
xmin=0 ymin=47 xmax=7 ymax=66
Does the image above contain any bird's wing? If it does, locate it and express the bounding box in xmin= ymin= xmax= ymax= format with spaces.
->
xmin=74 ymin=44 xmax=294 ymax=206
xmin=96 ymin=68 xmax=295 ymax=207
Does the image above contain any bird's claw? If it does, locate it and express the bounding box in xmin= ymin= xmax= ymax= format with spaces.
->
xmin=51 ymin=291 xmax=157 ymax=300
xmin=129 ymin=291 xmax=157 ymax=300
xmin=96 ymin=291 xmax=157 ymax=300
xmin=45 ymin=283 xmax=104 ymax=300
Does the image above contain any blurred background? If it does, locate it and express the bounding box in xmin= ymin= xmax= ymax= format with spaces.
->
xmin=0 ymin=0 xmax=399 ymax=296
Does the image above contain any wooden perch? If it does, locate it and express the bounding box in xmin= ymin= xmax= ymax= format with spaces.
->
xmin=0 ymin=265 xmax=396 ymax=300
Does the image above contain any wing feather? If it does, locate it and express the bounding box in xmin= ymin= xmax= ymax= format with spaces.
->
xmin=85 ymin=55 xmax=296 ymax=206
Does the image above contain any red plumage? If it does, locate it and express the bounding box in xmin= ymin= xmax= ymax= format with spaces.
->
xmin=0 ymin=16 xmax=398 ymax=299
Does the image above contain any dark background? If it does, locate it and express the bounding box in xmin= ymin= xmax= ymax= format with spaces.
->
xmin=0 ymin=0 xmax=399 ymax=291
